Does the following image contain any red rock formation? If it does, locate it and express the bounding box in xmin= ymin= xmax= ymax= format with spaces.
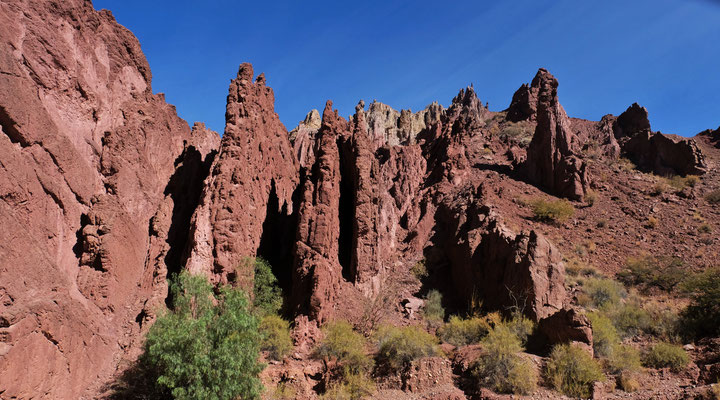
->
xmin=0 ymin=1 xmax=217 ymax=397
xmin=438 ymin=199 xmax=566 ymax=321
xmin=614 ymin=103 xmax=707 ymax=176
xmin=184 ymin=63 xmax=298 ymax=288
xmin=292 ymin=101 xmax=348 ymax=321
xmin=698 ymin=126 xmax=720 ymax=148
xmin=524 ymin=69 xmax=590 ymax=201
xmin=506 ymin=77 xmax=540 ymax=122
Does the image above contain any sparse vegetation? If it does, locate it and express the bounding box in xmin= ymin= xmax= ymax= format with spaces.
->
xmin=679 ymin=267 xmax=720 ymax=338
xmin=578 ymin=277 xmax=626 ymax=309
xmin=422 ymin=289 xmax=445 ymax=322
xmin=473 ymin=324 xmax=537 ymax=395
xmin=411 ymin=259 xmax=428 ymax=281
xmin=260 ymin=315 xmax=293 ymax=361
xmin=606 ymin=344 xmax=642 ymax=375
xmin=587 ymin=311 xmax=619 ymax=358
xmin=584 ymin=190 xmax=597 ymax=206
xmin=646 ymin=215 xmax=658 ymax=229
xmin=617 ymin=255 xmax=685 ymax=292
xmin=375 ymin=325 xmax=438 ymax=370
xmin=269 ymin=382 xmax=296 ymax=400
xmin=706 ymin=189 xmax=720 ymax=204
xmin=142 ymin=272 xmax=264 ymax=400
xmin=699 ymin=223 xmax=712 ymax=234
xmin=665 ymin=174 xmax=699 ymax=190
xmin=438 ymin=315 xmax=490 ymax=347
xmin=314 ymin=321 xmax=373 ymax=376
xmin=320 ymin=371 xmax=375 ymax=400
xmin=498 ymin=121 xmax=534 ymax=147
xmin=545 ymin=343 xmax=604 ymax=398
xmin=643 ymin=343 xmax=688 ymax=372
xmin=529 ymin=198 xmax=575 ymax=223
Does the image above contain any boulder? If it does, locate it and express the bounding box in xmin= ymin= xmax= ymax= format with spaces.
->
xmin=538 ymin=307 xmax=594 ymax=353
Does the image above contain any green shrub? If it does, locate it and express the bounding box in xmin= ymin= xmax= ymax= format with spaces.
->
xmin=473 ymin=325 xmax=537 ymax=395
xmin=438 ymin=315 xmax=490 ymax=346
xmin=269 ymin=382 xmax=296 ymax=400
xmin=375 ymin=325 xmax=438 ymax=370
xmin=503 ymin=313 xmax=535 ymax=346
xmin=529 ymin=198 xmax=575 ymax=223
xmin=249 ymin=257 xmax=284 ymax=316
xmin=680 ymin=267 xmax=720 ymax=338
xmin=665 ymin=175 xmax=699 ymax=190
xmin=143 ymin=272 xmax=264 ymax=400
xmin=320 ymin=371 xmax=375 ymax=400
xmin=545 ymin=343 xmax=604 ymax=398
xmin=260 ymin=315 xmax=293 ymax=361
xmin=423 ymin=289 xmax=445 ymax=322
xmin=643 ymin=342 xmax=688 ymax=371
xmin=607 ymin=344 xmax=642 ymax=375
xmin=580 ymin=277 xmax=626 ymax=309
xmin=706 ymin=189 xmax=720 ymax=204
xmin=587 ymin=312 xmax=619 ymax=358
xmin=617 ymin=255 xmax=684 ymax=292
xmin=314 ymin=321 xmax=373 ymax=375
xmin=608 ymin=300 xmax=652 ymax=338
xmin=411 ymin=259 xmax=428 ymax=281
xmin=618 ymin=371 xmax=641 ymax=392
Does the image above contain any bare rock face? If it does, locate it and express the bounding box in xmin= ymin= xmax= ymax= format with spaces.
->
xmin=438 ymin=199 xmax=566 ymax=321
xmin=524 ymin=69 xmax=590 ymax=200
xmin=614 ymin=103 xmax=707 ymax=176
xmin=698 ymin=126 xmax=720 ymax=148
xmin=0 ymin=1 xmax=217 ymax=398
xmin=506 ymin=75 xmax=541 ymax=122
xmin=184 ymin=63 xmax=298 ymax=288
xmin=347 ymin=100 xmax=444 ymax=147
xmin=289 ymin=109 xmax=321 ymax=168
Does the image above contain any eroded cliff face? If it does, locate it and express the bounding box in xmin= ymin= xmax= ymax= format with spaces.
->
xmin=0 ymin=0 xmax=218 ymax=398
xmin=2 ymin=2 xmax=716 ymax=398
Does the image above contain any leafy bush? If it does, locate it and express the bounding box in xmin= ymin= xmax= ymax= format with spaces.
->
xmin=545 ymin=343 xmax=604 ymax=398
xmin=608 ymin=301 xmax=652 ymax=338
xmin=260 ymin=315 xmax=293 ymax=361
xmin=375 ymin=325 xmax=438 ymax=370
xmin=250 ymin=257 xmax=284 ymax=316
xmin=411 ymin=259 xmax=428 ymax=281
xmin=314 ymin=321 xmax=373 ymax=375
xmin=680 ymin=268 xmax=720 ymax=338
xmin=473 ymin=325 xmax=537 ymax=395
xmin=503 ymin=313 xmax=535 ymax=346
xmin=438 ymin=316 xmax=490 ymax=346
xmin=529 ymin=198 xmax=575 ymax=223
xmin=587 ymin=312 xmax=619 ymax=358
xmin=320 ymin=371 xmax=375 ymax=400
xmin=706 ymin=189 xmax=720 ymax=204
xmin=579 ymin=277 xmax=626 ymax=309
xmin=617 ymin=255 xmax=685 ymax=292
xmin=423 ymin=289 xmax=445 ymax=322
xmin=643 ymin=343 xmax=688 ymax=371
xmin=143 ymin=272 xmax=264 ymax=400
xmin=607 ymin=344 xmax=642 ymax=375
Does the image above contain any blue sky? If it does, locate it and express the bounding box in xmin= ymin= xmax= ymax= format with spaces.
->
xmin=93 ymin=0 xmax=720 ymax=136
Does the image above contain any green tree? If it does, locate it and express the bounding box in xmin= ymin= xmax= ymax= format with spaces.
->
xmin=143 ymin=272 xmax=264 ymax=400
xmin=250 ymin=257 xmax=284 ymax=316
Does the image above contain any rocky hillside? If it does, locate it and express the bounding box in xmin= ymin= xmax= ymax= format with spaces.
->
xmin=1 ymin=1 xmax=719 ymax=399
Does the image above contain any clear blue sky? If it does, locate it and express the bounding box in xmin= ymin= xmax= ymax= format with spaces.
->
xmin=93 ymin=0 xmax=720 ymax=136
